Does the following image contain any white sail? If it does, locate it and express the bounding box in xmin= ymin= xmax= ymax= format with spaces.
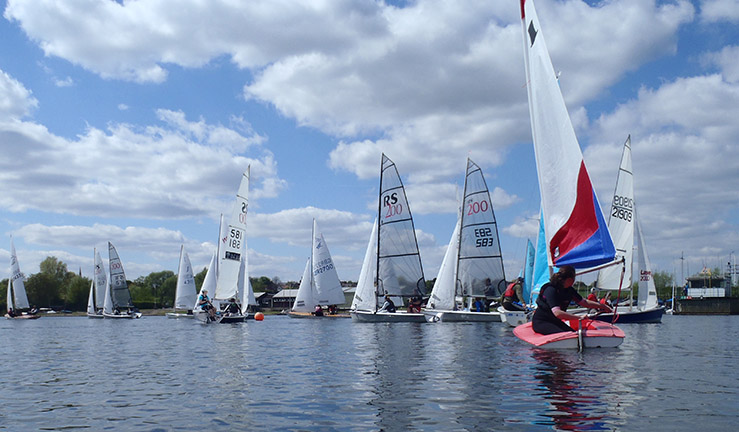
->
xmin=457 ymin=158 xmax=506 ymax=298
xmin=635 ymin=211 xmax=659 ymax=310
xmin=174 ymin=246 xmax=198 ymax=310
xmin=6 ymin=279 xmax=12 ymax=314
xmin=94 ymin=249 xmax=107 ymax=309
xmin=351 ymin=219 xmax=378 ymax=311
xmin=108 ymin=242 xmax=134 ymax=309
xmin=86 ymin=281 xmax=96 ymax=315
xmin=312 ymin=219 xmax=346 ymax=306
xmin=521 ymin=0 xmax=615 ymax=269
xmin=103 ymin=270 xmax=113 ymax=314
xmin=377 ymin=154 xmax=426 ymax=300
xmin=426 ymin=218 xmax=461 ymax=311
xmin=197 ymin=252 xmax=218 ymax=309
xmin=215 ymin=168 xmax=249 ymax=301
xmin=597 ymin=136 xmax=634 ymax=291
xmin=9 ymin=237 xmax=30 ymax=310
xmin=292 ymin=258 xmax=314 ymax=313
xmin=237 ymin=255 xmax=256 ymax=308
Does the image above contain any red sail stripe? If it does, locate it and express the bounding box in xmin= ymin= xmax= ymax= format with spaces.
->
xmin=550 ymin=161 xmax=598 ymax=263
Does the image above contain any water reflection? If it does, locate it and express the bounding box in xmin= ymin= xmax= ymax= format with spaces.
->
xmin=531 ymin=349 xmax=610 ymax=431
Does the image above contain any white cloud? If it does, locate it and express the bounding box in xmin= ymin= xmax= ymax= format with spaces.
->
xmin=701 ymin=0 xmax=739 ymax=22
xmin=0 ymin=69 xmax=38 ymax=119
xmin=702 ymin=45 xmax=739 ymax=83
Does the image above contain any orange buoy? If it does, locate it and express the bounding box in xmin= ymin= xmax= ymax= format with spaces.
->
xmin=254 ymin=312 xmax=264 ymax=321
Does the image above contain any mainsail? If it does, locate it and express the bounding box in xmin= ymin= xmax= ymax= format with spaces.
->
xmin=9 ymin=237 xmax=30 ymax=310
xmin=312 ymin=220 xmax=346 ymax=305
xmin=215 ymin=168 xmax=249 ymax=301
xmin=108 ymin=242 xmax=134 ymax=309
xmin=521 ymin=0 xmax=615 ymax=269
xmin=94 ymin=249 xmax=107 ymax=309
xmin=376 ymin=154 xmax=426 ymax=301
xmin=427 ymin=218 xmax=460 ymax=311
xmin=635 ymin=211 xmax=659 ymax=310
xmin=597 ymin=136 xmax=634 ymax=290
xmin=457 ymin=158 xmax=506 ymax=298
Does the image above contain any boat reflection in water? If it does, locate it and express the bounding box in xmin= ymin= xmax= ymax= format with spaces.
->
xmin=531 ymin=349 xmax=611 ymax=431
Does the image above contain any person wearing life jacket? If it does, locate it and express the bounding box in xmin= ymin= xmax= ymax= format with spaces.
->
xmin=532 ymin=266 xmax=612 ymax=335
xmin=502 ymin=277 xmax=526 ymax=311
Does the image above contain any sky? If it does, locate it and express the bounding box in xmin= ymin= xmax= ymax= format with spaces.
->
xmin=1 ymin=0 xmax=738 ymax=287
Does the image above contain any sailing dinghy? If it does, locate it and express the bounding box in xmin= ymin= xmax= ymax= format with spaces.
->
xmin=423 ymin=158 xmax=506 ymax=322
xmin=5 ymin=237 xmax=40 ymax=320
xmin=166 ymin=245 xmax=198 ymax=318
xmin=194 ymin=168 xmax=256 ymax=324
xmin=350 ymin=154 xmax=427 ymax=323
xmin=289 ymin=219 xmax=349 ymax=318
xmin=514 ymin=0 xmax=623 ymax=349
xmin=86 ymin=249 xmax=107 ymax=318
xmin=103 ymin=242 xmax=142 ymax=319
xmin=589 ymin=137 xmax=664 ymax=323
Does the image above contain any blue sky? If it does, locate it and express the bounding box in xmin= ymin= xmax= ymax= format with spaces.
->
xmin=1 ymin=0 xmax=738 ymax=285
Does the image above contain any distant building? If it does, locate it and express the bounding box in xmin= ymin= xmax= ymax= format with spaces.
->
xmin=271 ymin=289 xmax=299 ymax=310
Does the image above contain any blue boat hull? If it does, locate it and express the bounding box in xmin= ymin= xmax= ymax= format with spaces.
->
xmin=593 ymin=306 xmax=665 ymax=324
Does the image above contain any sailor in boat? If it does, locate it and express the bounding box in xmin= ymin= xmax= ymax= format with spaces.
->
xmin=502 ymin=277 xmax=527 ymax=312
xmin=407 ymin=297 xmax=422 ymax=313
xmin=224 ymin=298 xmax=240 ymax=316
xmin=327 ymin=304 xmax=337 ymax=315
xmin=312 ymin=305 xmax=324 ymax=316
xmin=379 ymin=295 xmax=396 ymax=313
xmin=197 ymin=289 xmax=217 ymax=321
xmin=532 ymin=266 xmax=613 ymax=335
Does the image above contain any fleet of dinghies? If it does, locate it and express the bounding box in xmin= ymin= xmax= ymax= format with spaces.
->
xmin=512 ymin=0 xmax=625 ymax=349
xmin=422 ymin=158 xmax=507 ymax=323
xmin=7 ymin=2 xmax=662 ymax=352
xmin=289 ymin=219 xmax=349 ymax=318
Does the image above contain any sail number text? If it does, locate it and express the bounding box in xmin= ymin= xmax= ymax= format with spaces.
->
xmin=383 ymin=192 xmax=404 ymax=219
xmin=611 ymin=195 xmax=633 ymax=222
xmin=314 ymin=258 xmax=334 ymax=275
xmin=229 ymin=228 xmax=243 ymax=249
xmin=467 ymin=199 xmax=489 ymax=215
xmin=474 ymin=227 xmax=495 ymax=247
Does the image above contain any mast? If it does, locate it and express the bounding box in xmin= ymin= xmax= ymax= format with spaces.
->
xmin=375 ymin=154 xmax=384 ymax=312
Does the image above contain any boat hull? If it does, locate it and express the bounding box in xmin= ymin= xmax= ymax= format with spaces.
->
xmin=513 ymin=320 xmax=625 ymax=349
xmin=193 ymin=310 xmax=246 ymax=324
xmin=422 ymin=309 xmax=501 ymax=323
xmin=288 ymin=311 xmax=350 ymax=319
xmin=87 ymin=312 xmax=105 ymax=319
xmin=350 ymin=310 xmax=426 ymax=323
xmin=103 ymin=312 xmax=142 ymax=319
xmin=497 ymin=306 xmax=532 ymax=327
xmin=593 ymin=306 xmax=665 ymax=324
xmin=165 ymin=312 xmax=194 ymax=319
xmin=5 ymin=313 xmax=41 ymax=320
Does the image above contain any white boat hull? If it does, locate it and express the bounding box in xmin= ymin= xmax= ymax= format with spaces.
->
xmin=350 ymin=310 xmax=426 ymax=323
xmin=422 ymin=309 xmax=502 ymax=323
xmin=103 ymin=312 xmax=142 ymax=319
xmin=165 ymin=312 xmax=194 ymax=319
xmin=87 ymin=312 xmax=105 ymax=319
xmin=497 ymin=306 xmax=531 ymax=327
xmin=193 ymin=309 xmax=246 ymax=324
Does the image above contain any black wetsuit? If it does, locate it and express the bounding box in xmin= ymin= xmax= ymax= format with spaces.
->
xmin=532 ymin=283 xmax=583 ymax=335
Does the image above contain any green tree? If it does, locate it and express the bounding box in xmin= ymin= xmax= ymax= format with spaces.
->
xmin=66 ymin=275 xmax=92 ymax=311
xmin=194 ymin=267 xmax=207 ymax=290
xmin=652 ymin=271 xmax=674 ymax=300
xmin=25 ymin=272 xmax=61 ymax=308
xmin=0 ymin=278 xmax=7 ymax=311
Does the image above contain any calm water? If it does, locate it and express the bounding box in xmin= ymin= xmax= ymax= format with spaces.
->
xmin=1 ymin=314 xmax=737 ymax=431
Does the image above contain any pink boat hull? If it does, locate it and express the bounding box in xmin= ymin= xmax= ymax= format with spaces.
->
xmin=513 ymin=319 xmax=625 ymax=349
